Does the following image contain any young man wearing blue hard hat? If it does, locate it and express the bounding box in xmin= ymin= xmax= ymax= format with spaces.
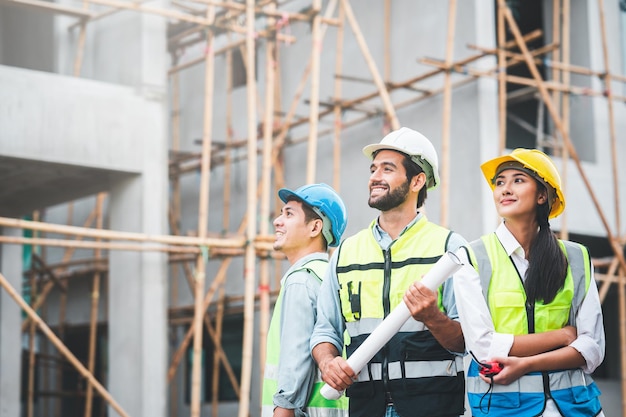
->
xmin=262 ymin=183 xmax=349 ymax=417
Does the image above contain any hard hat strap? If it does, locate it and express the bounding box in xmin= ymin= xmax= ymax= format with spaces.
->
xmin=311 ymin=206 xmax=334 ymax=246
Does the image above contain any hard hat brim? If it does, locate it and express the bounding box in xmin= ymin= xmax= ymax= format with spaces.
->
xmin=278 ymin=188 xmax=300 ymax=204
xmin=362 ymin=143 xmax=411 ymax=160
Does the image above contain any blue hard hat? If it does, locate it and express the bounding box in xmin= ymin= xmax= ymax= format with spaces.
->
xmin=278 ymin=183 xmax=348 ymax=247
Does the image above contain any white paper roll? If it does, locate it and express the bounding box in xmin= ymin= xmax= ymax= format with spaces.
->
xmin=320 ymin=251 xmax=463 ymax=400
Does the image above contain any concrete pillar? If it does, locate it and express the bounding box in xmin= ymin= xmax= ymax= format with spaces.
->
xmin=104 ymin=7 xmax=168 ymax=417
xmin=0 ymin=227 xmax=23 ymax=417
xmin=108 ymin=152 xmax=168 ymax=417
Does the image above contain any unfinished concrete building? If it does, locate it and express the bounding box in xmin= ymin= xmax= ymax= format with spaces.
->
xmin=0 ymin=0 xmax=625 ymax=416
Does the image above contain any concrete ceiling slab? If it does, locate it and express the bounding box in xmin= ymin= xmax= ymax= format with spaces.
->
xmin=0 ymin=155 xmax=135 ymax=217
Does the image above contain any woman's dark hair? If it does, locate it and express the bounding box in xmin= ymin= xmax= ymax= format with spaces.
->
xmin=524 ymin=181 xmax=568 ymax=304
xmin=400 ymin=155 xmax=428 ymax=209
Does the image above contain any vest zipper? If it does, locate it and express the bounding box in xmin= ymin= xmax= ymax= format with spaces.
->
xmin=381 ymin=248 xmax=392 ymax=393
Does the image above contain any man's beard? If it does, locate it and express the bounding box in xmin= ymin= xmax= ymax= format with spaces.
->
xmin=368 ymin=179 xmax=410 ymax=211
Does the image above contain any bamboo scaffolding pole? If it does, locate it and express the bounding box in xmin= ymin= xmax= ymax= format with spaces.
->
xmin=77 ymin=0 xmax=212 ymax=25
xmin=420 ymin=57 xmax=626 ymax=103
xmin=211 ymin=285 xmax=226 ymax=417
xmin=57 ymin=206 xmax=72 ymax=417
xmin=332 ymin=0 xmax=345 ymax=191
xmin=498 ymin=0 xmax=626 ymax=275
xmin=73 ymin=0 xmax=90 ymax=78
xmin=598 ymin=258 xmax=619 ymax=303
xmin=306 ymin=0 xmax=322 ymax=183
xmin=0 ymin=273 xmax=130 ymax=417
xmin=596 ymin=0 xmax=621 ymax=236
xmin=560 ymin=0 xmax=571 ymax=240
xmin=29 ymin=212 xmax=40 ymax=417
xmin=84 ymin=193 xmax=104 ymax=417
xmin=170 ymin=67 xmax=183 ymax=322
xmin=224 ymin=31 xmax=234 ymax=234
xmin=339 ymin=0 xmax=399 ymax=130
xmin=44 ymin=256 xmax=106 ymax=271
xmin=497 ymin=2 xmax=507 ymax=154
xmin=383 ymin=0 xmax=390 ymax=83
xmin=42 ymin=300 xmax=50 ymax=417
xmin=439 ymin=0 xmax=456 ymax=227
xmin=550 ymin=0 xmax=566 ymax=238
xmin=55 ymin=279 xmax=68 ymax=417
xmin=258 ymin=0 xmax=277 ymax=389
xmin=190 ymin=2 xmax=217 ymax=414
xmin=0 ymin=216 xmax=245 ymax=248
xmin=67 ymin=0 xmax=149 ymax=30
xmin=194 ymin=0 xmax=339 ymax=26
xmin=0 ymin=236 xmax=204 ymax=254
xmin=27 ymin=267 xmax=36 ymax=417
xmin=620 ymin=267 xmax=626 ymax=416
xmin=482 ymin=47 xmax=603 ymax=79
xmin=238 ymin=1 xmax=258 ymax=415
xmin=0 ymin=0 xmax=93 ymax=18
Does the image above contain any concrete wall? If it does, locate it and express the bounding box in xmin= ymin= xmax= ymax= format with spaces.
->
xmin=0 ymin=5 xmax=55 ymax=72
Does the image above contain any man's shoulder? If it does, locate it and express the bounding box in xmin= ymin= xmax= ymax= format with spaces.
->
xmin=342 ymin=226 xmax=374 ymax=243
xmin=284 ymin=262 xmax=327 ymax=286
xmin=420 ymin=221 xmax=469 ymax=250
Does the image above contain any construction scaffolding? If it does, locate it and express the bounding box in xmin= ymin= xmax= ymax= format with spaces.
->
xmin=0 ymin=0 xmax=625 ymax=417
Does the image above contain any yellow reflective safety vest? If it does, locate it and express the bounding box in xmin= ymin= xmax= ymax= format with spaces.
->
xmin=262 ymin=258 xmax=348 ymax=417
xmin=336 ymin=217 xmax=465 ymax=417
xmin=465 ymin=234 xmax=602 ymax=417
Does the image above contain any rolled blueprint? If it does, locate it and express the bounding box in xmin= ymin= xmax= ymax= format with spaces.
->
xmin=320 ymin=251 xmax=463 ymax=400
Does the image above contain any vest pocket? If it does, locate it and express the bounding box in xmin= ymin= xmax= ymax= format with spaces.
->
xmin=559 ymin=370 xmax=600 ymax=404
xmin=492 ymin=291 xmax=526 ymax=333
xmin=339 ymin=280 xmax=362 ymax=321
xmin=537 ymin=303 xmax=570 ymax=331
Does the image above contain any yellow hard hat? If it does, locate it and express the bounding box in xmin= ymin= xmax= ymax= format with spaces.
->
xmin=480 ymin=148 xmax=565 ymax=219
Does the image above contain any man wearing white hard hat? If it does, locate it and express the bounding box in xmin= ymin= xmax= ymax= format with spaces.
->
xmin=311 ymin=127 xmax=467 ymax=417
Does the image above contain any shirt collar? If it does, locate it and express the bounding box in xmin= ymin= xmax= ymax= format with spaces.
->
xmin=495 ymin=221 xmax=526 ymax=259
xmin=372 ymin=212 xmax=422 ymax=248
xmin=283 ymin=252 xmax=329 ymax=282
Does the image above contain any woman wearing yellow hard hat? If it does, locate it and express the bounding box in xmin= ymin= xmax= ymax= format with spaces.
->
xmin=454 ymin=148 xmax=605 ymax=416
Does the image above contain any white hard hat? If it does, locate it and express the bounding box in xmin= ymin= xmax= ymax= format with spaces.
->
xmin=362 ymin=127 xmax=441 ymax=190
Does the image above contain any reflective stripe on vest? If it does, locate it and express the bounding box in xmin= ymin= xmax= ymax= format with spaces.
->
xmin=344 ymin=316 xmax=426 ymax=336
xmin=355 ymin=356 xmax=464 ymax=382
xmin=262 ymin=259 xmax=348 ymax=417
xmin=466 ymin=236 xmax=601 ymax=417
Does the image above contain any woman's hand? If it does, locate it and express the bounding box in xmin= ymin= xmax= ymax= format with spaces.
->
xmin=481 ymin=356 xmax=529 ymax=385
